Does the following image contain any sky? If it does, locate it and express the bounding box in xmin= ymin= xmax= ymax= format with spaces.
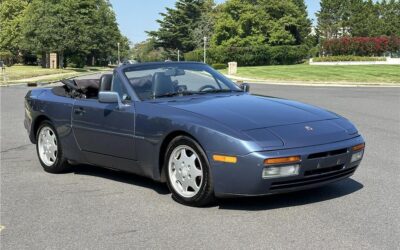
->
xmin=109 ymin=0 xmax=321 ymax=44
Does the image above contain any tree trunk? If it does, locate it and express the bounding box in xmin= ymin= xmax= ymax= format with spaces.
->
xmin=45 ymin=53 xmax=50 ymax=68
xmin=59 ymin=52 xmax=64 ymax=69
xmin=41 ymin=51 xmax=46 ymax=68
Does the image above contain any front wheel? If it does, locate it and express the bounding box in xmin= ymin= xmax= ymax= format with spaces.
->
xmin=165 ymin=136 xmax=215 ymax=206
xmin=36 ymin=121 xmax=71 ymax=173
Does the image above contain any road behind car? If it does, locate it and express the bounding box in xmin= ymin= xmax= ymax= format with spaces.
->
xmin=1 ymin=79 xmax=399 ymax=249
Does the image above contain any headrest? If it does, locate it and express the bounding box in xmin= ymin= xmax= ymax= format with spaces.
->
xmin=99 ymin=74 xmax=113 ymax=91
xmin=152 ymin=72 xmax=175 ymax=97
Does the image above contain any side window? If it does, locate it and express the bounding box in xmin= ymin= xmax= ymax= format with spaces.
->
xmin=112 ymin=74 xmax=131 ymax=101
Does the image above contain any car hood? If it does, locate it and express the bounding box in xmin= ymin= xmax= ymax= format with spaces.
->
xmin=157 ymin=94 xmax=358 ymax=149
xmin=160 ymin=94 xmax=338 ymax=130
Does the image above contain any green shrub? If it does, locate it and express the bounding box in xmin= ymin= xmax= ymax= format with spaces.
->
xmin=308 ymin=46 xmax=320 ymax=58
xmin=0 ymin=51 xmax=14 ymax=66
xmin=211 ymin=63 xmax=227 ymax=69
xmin=313 ymin=56 xmax=386 ymax=62
xmin=66 ymin=54 xmax=86 ymax=68
xmin=185 ymin=45 xmax=308 ymax=66
xmin=185 ymin=50 xmax=203 ymax=62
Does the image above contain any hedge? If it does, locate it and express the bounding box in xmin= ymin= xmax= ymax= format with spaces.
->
xmin=211 ymin=63 xmax=227 ymax=69
xmin=185 ymin=45 xmax=308 ymax=66
xmin=0 ymin=51 xmax=14 ymax=66
xmin=313 ymin=56 xmax=387 ymax=62
xmin=323 ymin=36 xmax=400 ymax=56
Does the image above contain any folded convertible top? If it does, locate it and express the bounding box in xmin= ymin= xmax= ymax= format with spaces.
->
xmin=74 ymin=79 xmax=100 ymax=91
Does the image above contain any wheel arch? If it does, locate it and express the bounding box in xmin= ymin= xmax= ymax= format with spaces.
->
xmin=31 ymin=115 xmax=52 ymax=143
xmin=158 ymin=130 xmax=203 ymax=182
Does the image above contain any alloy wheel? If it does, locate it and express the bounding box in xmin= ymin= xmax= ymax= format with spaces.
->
xmin=168 ymin=145 xmax=203 ymax=198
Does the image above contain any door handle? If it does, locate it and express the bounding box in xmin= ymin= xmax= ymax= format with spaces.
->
xmin=74 ymin=107 xmax=86 ymax=115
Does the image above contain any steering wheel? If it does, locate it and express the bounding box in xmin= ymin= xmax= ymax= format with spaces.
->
xmin=198 ymin=85 xmax=217 ymax=92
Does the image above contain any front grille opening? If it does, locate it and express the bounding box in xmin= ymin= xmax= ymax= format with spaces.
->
xmin=308 ymin=152 xmax=328 ymax=159
xmin=330 ymin=148 xmax=348 ymax=156
xmin=270 ymin=167 xmax=356 ymax=190
xmin=308 ymin=148 xmax=348 ymax=159
xmin=304 ymin=164 xmax=344 ymax=176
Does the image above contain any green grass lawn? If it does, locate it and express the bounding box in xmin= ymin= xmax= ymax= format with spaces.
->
xmin=0 ymin=65 xmax=109 ymax=83
xmin=221 ymin=65 xmax=400 ymax=84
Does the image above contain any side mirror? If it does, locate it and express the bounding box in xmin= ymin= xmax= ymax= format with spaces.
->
xmin=239 ymin=83 xmax=250 ymax=92
xmin=98 ymin=91 xmax=124 ymax=109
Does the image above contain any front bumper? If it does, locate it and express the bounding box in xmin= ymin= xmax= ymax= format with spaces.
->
xmin=211 ymin=136 xmax=364 ymax=197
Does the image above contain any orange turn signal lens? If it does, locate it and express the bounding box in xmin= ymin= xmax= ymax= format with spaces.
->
xmin=264 ymin=156 xmax=301 ymax=165
xmin=352 ymin=143 xmax=365 ymax=151
xmin=213 ymin=155 xmax=237 ymax=164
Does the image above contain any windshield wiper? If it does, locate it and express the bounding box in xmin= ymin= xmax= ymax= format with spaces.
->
xmin=153 ymin=92 xmax=179 ymax=98
xmin=153 ymin=91 xmax=198 ymax=99
xmin=200 ymin=89 xmax=242 ymax=94
xmin=154 ymin=89 xmax=242 ymax=99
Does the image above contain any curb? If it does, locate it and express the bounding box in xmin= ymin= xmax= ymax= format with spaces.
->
xmin=0 ymin=71 xmax=110 ymax=88
xmin=225 ymin=75 xmax=400 ymax=88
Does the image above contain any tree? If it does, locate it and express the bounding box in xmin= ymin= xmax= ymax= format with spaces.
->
xmin=316 ymin=0 xmax=348 ymax=39
xmin=292 ymin=0 xmax=312 ymax=42
xmin=130 ymin=38 xmax=165 ymax=62
xmin=317 ymin=0 xmax=400 ymax=40
xmin=0 ymin=0 xmax=29 ymax=64
xmin=88 ymin=0 xmax=130 ymax=66
xmin=22 ymin=0 xmax=89 ymax=67
xmin=348 ymin=0 xmax=381 ymax=37
xmin=191 ymin=0 xmax=217 ymax=49
xmin=21 ymin=0 xmax=128 ymax=67
xmin=211 ymin=0 xmax=267 ymax=47
xmin=148 ymin=0 xmax=212 ymax=58
xmin=380 ymin=0 xmax=400 ymax=36
xmin=212 ymin=0 xmax=311 ymax=47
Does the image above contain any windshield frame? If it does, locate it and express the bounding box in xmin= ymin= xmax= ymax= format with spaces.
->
xmin=121 ymin=62 xmax=242 ymax=101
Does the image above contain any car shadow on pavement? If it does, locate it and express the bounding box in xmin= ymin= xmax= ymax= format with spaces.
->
xmin=71 ymin=164 xmax=170 ymax=195
xmin=217 ymin=179 xmax=363 ymax=211
xmin=69 ymin=164 xmax=363 ymax=210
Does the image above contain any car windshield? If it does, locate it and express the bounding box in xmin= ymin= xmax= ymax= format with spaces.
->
xmin=123 ymin=63 xmax=241 ymax=100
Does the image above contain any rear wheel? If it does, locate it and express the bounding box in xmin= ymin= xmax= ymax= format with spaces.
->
xmin=165 ymin=136 xmax=215 ymax=206
xmin=36 ymin=121 xmax=71 ymax=173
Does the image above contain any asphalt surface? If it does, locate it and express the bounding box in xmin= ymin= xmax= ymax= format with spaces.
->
xmin=1 ymin=77 xmax=399 ymax=249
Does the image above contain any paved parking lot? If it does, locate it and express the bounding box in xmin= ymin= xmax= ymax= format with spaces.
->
xmin=1 ymin=79 xmax=399 ymax=249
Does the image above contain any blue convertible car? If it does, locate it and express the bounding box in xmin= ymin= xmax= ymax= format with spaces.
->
xmin=25 ymin=62 xmax=365 ymax=206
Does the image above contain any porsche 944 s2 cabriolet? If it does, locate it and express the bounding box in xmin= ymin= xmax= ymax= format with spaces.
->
xmin=25 ymin=62 xmax=365 ymax=206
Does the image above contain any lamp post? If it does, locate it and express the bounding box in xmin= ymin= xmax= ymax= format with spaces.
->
xmin=117 ymin=42 xmax=120 ymax=65
xmin=203 ymin=36 xmax=207 ymax=63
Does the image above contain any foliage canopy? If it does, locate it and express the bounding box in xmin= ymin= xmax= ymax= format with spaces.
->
xmin=0 ymin=0 xmax=129 ymax=67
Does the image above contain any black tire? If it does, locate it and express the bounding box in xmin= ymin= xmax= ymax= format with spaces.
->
xmin=36 ymin=121 xmax=71 ymax=174
xmin=165 ymin=136 xmax=215 ymax=207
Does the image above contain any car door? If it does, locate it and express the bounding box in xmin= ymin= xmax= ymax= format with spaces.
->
xmin=72 ymin=73 xmax=136 ymax=161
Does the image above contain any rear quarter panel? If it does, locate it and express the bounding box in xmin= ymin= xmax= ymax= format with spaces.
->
xmin=25 ymin=88 xmax=83 ymax=162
